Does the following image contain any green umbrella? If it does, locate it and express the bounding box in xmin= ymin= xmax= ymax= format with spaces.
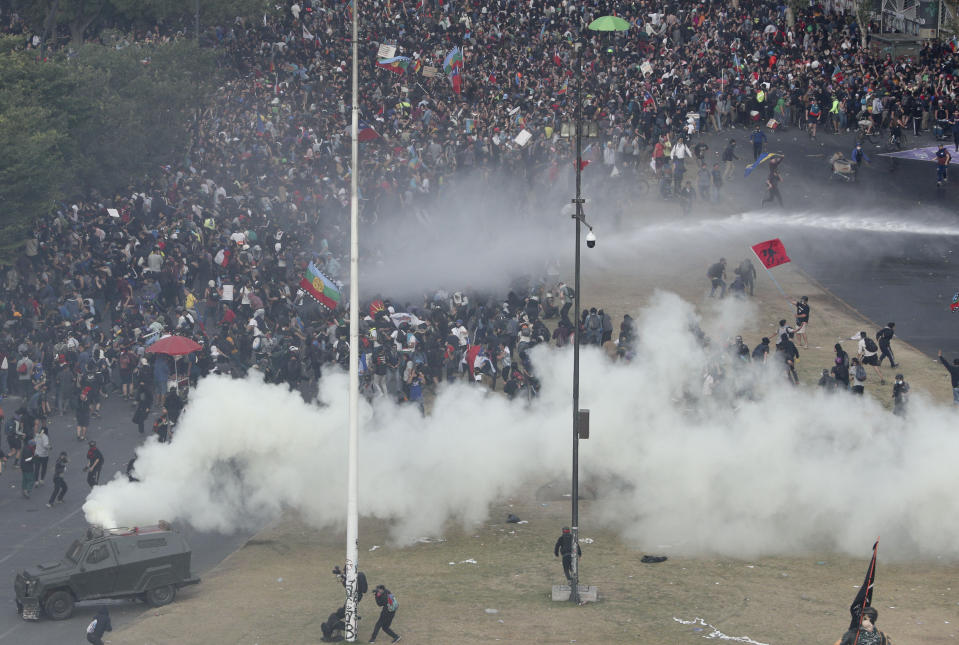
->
xmin=588 ymin=15 xmax=631 ymax=31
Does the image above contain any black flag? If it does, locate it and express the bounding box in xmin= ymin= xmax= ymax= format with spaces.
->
xmin=848 ymin=539 xmax=879 ymax=631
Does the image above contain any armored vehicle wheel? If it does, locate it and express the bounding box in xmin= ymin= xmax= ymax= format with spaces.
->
xmin=43 ymin=590 xmax=74 ymax=620
xmin=146 ymin=584 xmax=177 ymax=606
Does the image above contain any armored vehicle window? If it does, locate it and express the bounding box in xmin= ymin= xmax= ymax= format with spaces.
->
xmin=137 ymin=538 xmax=168 ymax=549
xmin=66 ymin=540 xmax=83 ymax=563
xmin=87 ymin=545 xmax=110 ymax=564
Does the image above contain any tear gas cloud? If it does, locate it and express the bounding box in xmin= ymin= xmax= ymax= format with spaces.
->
xmin=84 ymin=291 xmax=959 ymax=560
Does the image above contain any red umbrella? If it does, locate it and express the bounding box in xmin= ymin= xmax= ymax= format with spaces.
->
xmin=146 ymin=335 xmax=203 ymax=356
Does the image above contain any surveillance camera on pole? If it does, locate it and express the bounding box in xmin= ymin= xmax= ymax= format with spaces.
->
xmin=585 ymin=230 xmax=596 ymax=248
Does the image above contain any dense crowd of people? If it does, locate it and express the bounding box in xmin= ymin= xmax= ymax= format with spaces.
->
xmin=0 ymin=0 xmax=949 ymax=493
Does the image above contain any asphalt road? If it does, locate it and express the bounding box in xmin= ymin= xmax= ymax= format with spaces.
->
xmin=712 ymin=122 xmax=959 ymax=357
xmin=0 ymin=390 xmax=261 ymax=644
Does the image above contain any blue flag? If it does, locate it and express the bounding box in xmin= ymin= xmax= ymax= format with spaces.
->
xmin=744 ymin=152 xmax=782 ymax=177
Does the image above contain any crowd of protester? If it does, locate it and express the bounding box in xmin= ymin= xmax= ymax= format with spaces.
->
xmin=0 ymin=0 xmax=949 ymax=485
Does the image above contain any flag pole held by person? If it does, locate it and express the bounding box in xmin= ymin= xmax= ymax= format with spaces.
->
xmin=750 ymin=238 xmax=791 ymax=298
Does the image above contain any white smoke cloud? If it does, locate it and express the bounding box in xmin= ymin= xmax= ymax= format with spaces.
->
xmin=84 ymin=291 xmax=959 ymax=560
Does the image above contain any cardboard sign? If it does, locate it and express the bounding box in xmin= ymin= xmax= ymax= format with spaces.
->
xmin=640 ymin=61 xmax=653 ymax=76
xmin=422 ymin=65 xmax=438 ymax=78
xmin=514 ymin=129 xmax=532 ymax=147
xmin=106 ymin=208 xmax=120 ymax=218
xmin=377 ymin=44 xmax=396 ymax=59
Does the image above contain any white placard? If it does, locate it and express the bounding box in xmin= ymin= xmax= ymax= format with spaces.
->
xmin=640 ymin=61 xmax=653 ymax=76
xmin=107 ymin=208 xmax=120 ymax=218
xmin=514 ymin=129 xmax=532 ymax=147
xmin=377 ymin=43 xmax=396 ymax=59
xmin=422 ymin=65 xmax=438 ymax=78
xmin=221 ymin=285 xmax=234 ymax=302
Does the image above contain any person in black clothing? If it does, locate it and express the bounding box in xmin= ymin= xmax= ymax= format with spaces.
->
xmin=83 ymin=441 xmax=103 ymax=488
xmin=892 ymin=374 xmax=909 ymax=416
xmin=938 ymin=349 xmax=959 ymax=404
xmin=46 ymin=452 xmax=68 ymax=507
xmin=85 ymin=607 xmax=112 ymax=645
xmin=164 ymin=386 xmax=183 ymax=425
xmin=751 ymin=337 xmax=770 ymax=363
xmin=321 ymin=605 xmax=346 ymax=642
xmin=707 ymin=258 xmax=727 ymax=298
xmin=831 ymin=353 xmax=850 ymax=389
xmin=153 ymin=410 xmax=172 ymax=443
xmin=132 ymin=378 xmax=151 ymax=434
xmin=761 ymin=165 xmax=783 ymax=207
xmin=554 ymin=526 xmax=582 ymax=581
xmin=777 ymin=333 xmax=800 ymax=384
xmin=876 ymin=322 xmax=896 ymax=367
xmin=369 ymin=584 xmax=400 ymax=643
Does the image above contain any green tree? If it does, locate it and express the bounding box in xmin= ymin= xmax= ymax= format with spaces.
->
xmin=0 ymin=35 xmax=219 ymax=253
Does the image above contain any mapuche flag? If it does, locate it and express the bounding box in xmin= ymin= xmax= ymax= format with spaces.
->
xmin=848 ymin=539 xmax=879 ymax=631
xmin=443 ymin=46 xmax=464 ymax=94
xmin=751 ymin=238 xmax=791 ymax=269
xmin=376 ymin=56 xmax=411 ymax=74
xmin=300 ymin=262 xmax=341 ymax=310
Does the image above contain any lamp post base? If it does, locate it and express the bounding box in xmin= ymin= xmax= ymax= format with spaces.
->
xmin=551 ymin=584 xmax=598 ymax=603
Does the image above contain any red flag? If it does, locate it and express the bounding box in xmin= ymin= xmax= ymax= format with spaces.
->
xmin=751 ymin=238 xmax=791 ymax=269
xmin=553 ymin=51 xmax=562 ymax=66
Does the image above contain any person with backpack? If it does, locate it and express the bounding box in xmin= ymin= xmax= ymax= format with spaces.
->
xmin=369 ymin=584 xmax=400 ymax=643
xmin=85 ymin=607 xmax=112 ymax=645
xmin=876 ymin=322 xmax=896 ymax=368
xmin=850 ymin=357 xmax=867 ymax=395
xmin=857 ymin=331 xmax=884 ymax=384
xmin=584 ymin=308 xmax=603 ymax=345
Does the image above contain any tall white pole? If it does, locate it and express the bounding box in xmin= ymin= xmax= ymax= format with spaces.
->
xmin=344 ymin=0 xmax=361 ymax=639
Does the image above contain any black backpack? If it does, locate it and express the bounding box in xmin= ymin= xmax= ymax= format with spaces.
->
xmin=864 ymin=337 xmax=878 ymax=353
xmin=357 ymin=571 xmax=368 ymax=595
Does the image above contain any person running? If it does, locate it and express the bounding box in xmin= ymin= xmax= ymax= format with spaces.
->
xmin=46 ymin=452 xmax=68 ymax=507
xmin=368 ymin=585 xmax=401 ymax=643
xmin=761 ymin=165 xmax=783 ymax=208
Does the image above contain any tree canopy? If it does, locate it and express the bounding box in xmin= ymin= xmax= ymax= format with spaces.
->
xmin=0 ymin=34 xmax=220 ymax=252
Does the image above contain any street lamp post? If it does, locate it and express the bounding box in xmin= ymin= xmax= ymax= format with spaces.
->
xmin=565 ymin=40 xmax=597 ymax=605
xmin=565 ymin=16 xmax=629 ymax=605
